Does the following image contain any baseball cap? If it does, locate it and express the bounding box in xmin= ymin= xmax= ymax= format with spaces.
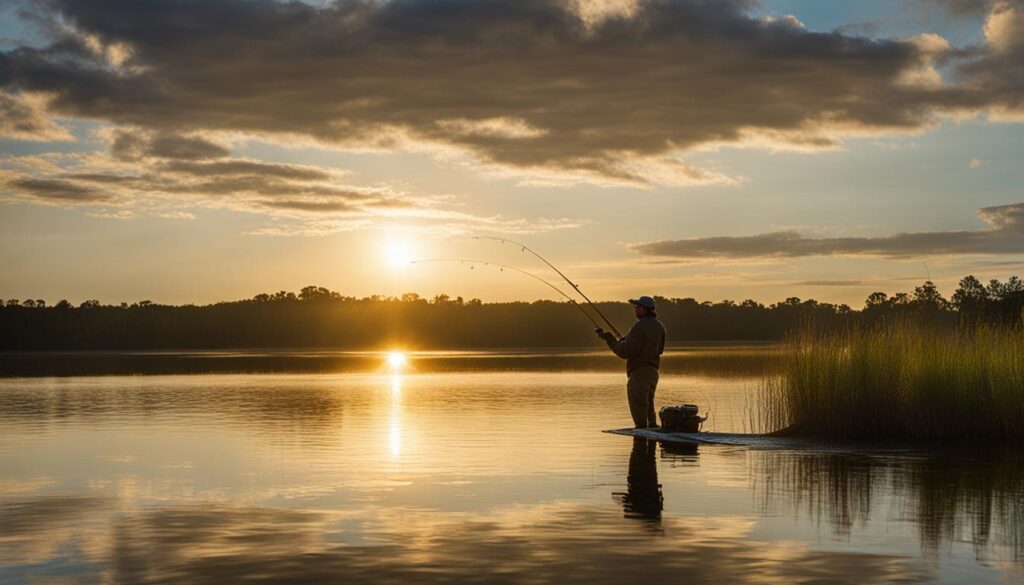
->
xmin=628 ymin=296 xmax=656 ymax=310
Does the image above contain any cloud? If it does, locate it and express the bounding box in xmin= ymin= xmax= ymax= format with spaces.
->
xmin=1 ymin=129 xmax=412 ymax=213
xmin=914 ymin=0 xmax=1003 ymax=17
xmin=109 ymin=129 xmax=230 ymax=161
xmin=258 ymin=198 xmax=360 ymax=213
xmin=436 ymin=117 xmax=548 ymax=139
xmin=0 ymin=129 xmax=582 ymax=236
xmin=0 ymin=91 xmax=72 ymax=141
xmin=3 ymin=150 xmax=410 ymax=215
xmin=1 ymin=0 xmax=1021 ymax=186
xmin=793 ymin=280 xmax=868 ymax=286
xmin=6 ymin=176 xmax=111 ymax=202
xmin=159 ymin=159 xmax=335 ymax=182
xmin=982 ymin=1 xmax=1024 ymax=52
xmin=631 ymin=203 xmax=1024 ymax=259
xmin=87 ymin=208 xmax=136 ymax=220
xmin=912 ymin=0 xmax=1024 ymax=22
xmin=954 ymin=1 xmax=1024 ymax=120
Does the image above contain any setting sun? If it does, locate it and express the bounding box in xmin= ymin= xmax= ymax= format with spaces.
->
xmin=385 ymin=239 xmax=415 ymax=269
xmin=387 ymin=350 xmax=407 ymax=371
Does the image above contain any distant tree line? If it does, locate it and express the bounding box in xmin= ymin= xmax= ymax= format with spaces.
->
xmin=1 ymin=277 xmax=1022 ymax=351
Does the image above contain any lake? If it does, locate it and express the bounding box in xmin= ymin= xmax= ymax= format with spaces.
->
xmin=1 ymin=347 xmax=1022 ymax=584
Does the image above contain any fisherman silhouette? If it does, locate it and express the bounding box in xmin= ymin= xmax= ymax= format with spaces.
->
xmin=596 ymin=296 xmax=667 ymax=428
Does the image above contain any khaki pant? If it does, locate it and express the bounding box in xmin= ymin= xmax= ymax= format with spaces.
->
xmin=627 ymin=367 xmax=659 ymax=428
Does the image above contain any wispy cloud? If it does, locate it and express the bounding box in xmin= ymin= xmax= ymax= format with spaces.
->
xmin=0 ymin=91 xmax=73 ymax=141
xmin=5 ymin=176 xmax=111 ymax=202
xmin=631 ymin=203 xmax=1024 ymax=259
xmin=0 ymin=128 xmax=583 ymax=236
xmin=792 ymin=280 xmax=869 ymax=287
xmin=912 ymin=0 xmax=1007 ymax=18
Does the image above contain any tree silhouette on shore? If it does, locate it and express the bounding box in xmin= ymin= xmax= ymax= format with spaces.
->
xmin=1 ymin=276 xmax=1021 ymax=351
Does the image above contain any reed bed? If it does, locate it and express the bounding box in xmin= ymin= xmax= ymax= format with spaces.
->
xmin=759 ymin=322 xmax=1024 ymax=441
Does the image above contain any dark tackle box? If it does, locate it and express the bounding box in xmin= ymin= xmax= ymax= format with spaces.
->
xmin=659 ymin=404 xmax=705 ymax=432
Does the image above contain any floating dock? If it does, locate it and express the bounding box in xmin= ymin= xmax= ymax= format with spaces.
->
xmin=604 ymin=428 xmax=920 ymax=455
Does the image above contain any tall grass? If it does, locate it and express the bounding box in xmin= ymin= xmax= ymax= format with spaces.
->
xmin=759 ymin=321 xmax=1024 ymax=441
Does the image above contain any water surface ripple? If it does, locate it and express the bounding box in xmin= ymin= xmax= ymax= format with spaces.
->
xmin=0 ymin=351 xmax=1021 ymax=584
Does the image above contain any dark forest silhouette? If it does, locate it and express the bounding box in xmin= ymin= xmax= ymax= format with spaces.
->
xmin=1 ymin=276 xmax=1021 ymax=351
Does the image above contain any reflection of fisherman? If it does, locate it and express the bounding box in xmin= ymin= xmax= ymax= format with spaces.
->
xmin=614 ymin=437 xmax=663 ymax=523
xmin=596 ymin=296 xmax=667 ymax=429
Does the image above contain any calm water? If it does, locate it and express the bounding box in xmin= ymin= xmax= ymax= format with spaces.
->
xmin=1 ymin=349 xmax=1022 ymax=584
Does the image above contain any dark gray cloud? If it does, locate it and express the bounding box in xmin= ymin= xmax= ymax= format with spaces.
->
xmin=632 ymin=203 xmax=1024 ymax=258
xmin=7 ymin=177 xmax=112 ymax=201
xmin=2 ymin=126 xmax=390 ymax=214
xmin=4 ymin=163 xmax=395 ymax=212
xmin=111 ymin=129 xmax=230 ymax=161
xmin=180 ymin=176 xmax=389 ymax=205
xmin=913 ymin=0 xmax=1023 ymax=18
xmin=1 ymin=0 xmax=1019 ymax=184
xmin=952 ymin=2 xmax=1024 ymax=119
xmin=258 ymin=199 xmax=359 ymax=212
xmin=1 ymin=127 xmax=397 ymax=214
xmin=161 ymin=160 xmax=332 ymax=182
xmin=106 ymin=128 xmax=339 ymax=181
xmin=0 ymin=131 xmax=577 ymax=235
xmin=915 ymin=0 xmax=994 ymax=17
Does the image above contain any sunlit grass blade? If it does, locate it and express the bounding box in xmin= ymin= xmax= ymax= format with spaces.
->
xmin=758 ymin=321 xmax=1024 ymax=441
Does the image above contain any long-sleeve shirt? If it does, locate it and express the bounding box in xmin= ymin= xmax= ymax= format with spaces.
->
xmin=603 ymin=315 xmax=666 ymax=374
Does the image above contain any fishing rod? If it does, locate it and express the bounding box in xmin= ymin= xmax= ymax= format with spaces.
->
xmin=471 ymin=236 xmax=622 ymax=337
xmin=409 ymin=258 xmax=604 ymax=330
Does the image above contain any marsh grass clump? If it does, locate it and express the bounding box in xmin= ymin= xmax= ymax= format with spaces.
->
xmin=760 ymin=322 xmax=1024 ymax=441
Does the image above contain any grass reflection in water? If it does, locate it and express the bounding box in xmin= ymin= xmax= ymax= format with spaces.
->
xmin=752 ymin=446 xmax=1024 ymax=562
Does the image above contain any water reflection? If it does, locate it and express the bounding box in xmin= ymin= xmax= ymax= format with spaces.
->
xmin=76 ymin=504 xmax=933 ymax=584
xmin=1 ymin=369 xmax=1023 ymax=583
xmin=390 ymin=373 xmax=402 ymax=459
xmin=0 ymin=376 xmax=353 ymax=436
xmin=0 ymin=346 xmax=778 ymax=378
xmin=660 ymin=440 xmax=700 ymax=462
xmin=753 ymin=447 xmax=1024 ymax=562
xmin=613 ymin=438 xmax=663 ymax=528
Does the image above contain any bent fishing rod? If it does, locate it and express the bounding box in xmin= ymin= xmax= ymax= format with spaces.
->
xmin=409 ymin=258 xmax=604 ymax=331
xmin=471 ymin=236 xmax=622 ymax=337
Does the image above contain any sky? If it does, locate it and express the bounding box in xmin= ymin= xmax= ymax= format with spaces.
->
xmin=1 ymin=0 xmax=1023 ymax=306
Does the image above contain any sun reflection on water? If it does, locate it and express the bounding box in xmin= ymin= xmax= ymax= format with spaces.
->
xmin=390 ymin=372 xmax=402 ymax=460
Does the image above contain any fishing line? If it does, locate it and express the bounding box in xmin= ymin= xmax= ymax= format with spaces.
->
xmin=471 ymin=236 xmax=622 ymax=338
xmin=409 ymin=258 xmax=604 ymax=330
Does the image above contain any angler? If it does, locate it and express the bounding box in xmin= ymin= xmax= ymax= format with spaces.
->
xmin=596 ymin=296 xmax=666 ymax=429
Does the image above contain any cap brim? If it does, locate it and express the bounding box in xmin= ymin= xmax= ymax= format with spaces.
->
xmin=628 ymin=299 xmax=641 ymax=305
